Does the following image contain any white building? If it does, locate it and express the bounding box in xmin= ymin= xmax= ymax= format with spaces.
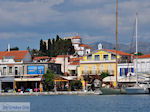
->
xmin=54 ymin=55 xmax=70 ymax=75
xmin=64 ymin=36 xmax=92 ymax=56
xmin=135 ymin=54 xmax=150 ymax=74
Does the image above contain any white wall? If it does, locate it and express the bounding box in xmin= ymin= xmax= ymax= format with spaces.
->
xmin=135 ymin=58 xmax=150 ymax=73
xmin=55 ymin=57 xmax=69 ymax=73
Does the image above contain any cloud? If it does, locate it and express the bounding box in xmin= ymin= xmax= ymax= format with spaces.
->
xmin=0 ymin=0 xmax=64 ymax=26
xmin=0 ymin=0 xmax=149 ymax=50
xmin=0 ymin=32 xmax=41 ymax=39
xmin=71 ymin=0 xmax=110 ymax=6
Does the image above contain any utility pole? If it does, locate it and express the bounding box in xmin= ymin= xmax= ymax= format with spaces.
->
xmin=115 ymin=0 xmax=119 ymax=87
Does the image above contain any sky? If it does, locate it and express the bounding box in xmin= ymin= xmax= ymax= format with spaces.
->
xmin=0 ymin=0 xmax=149 ymax=50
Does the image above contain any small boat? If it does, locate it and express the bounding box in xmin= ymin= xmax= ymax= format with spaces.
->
xmin=125 ymin=84 xmax=149 ymax=94
xmin=94 ymin=89 xmax=103 ymax=95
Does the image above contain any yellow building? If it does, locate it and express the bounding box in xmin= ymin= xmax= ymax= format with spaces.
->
xmin=78 ymin=49 xmax=131 ymax=87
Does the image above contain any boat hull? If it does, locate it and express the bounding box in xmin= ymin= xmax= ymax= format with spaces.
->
xmin=125 ymin=87 xmax=149 ymax=94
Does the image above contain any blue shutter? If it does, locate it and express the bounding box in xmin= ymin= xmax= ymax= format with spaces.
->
xmin=131 ymin=68 xmax=134 ymax=73
xmin=120 ymin=68 xmax=122 ymax=76
xmin=125 ymin=68 xmax=128 ymax=76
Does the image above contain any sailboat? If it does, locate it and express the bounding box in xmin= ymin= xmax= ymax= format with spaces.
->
xmin=125 ymin=13 xmax=150 ymax=94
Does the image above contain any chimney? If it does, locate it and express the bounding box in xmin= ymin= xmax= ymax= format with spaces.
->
xmin=8 ymin=44 xmax=10 ymax=52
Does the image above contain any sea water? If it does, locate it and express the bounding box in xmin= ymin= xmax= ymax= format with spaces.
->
xmin=0 ymin=95 xmax=150 ymax=112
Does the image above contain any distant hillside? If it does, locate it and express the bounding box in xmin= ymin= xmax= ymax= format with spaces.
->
xmin=89 ymin=40 xmax=150 ymax=54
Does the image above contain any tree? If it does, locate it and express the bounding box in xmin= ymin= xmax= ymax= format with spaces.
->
xmin=100 ymin=71 xmax=110 ymax=80
xmin=40 ymin=39 xmax=44 ymax=52
xmin=47 ymin=39 xmax=52 ymax=57
xmin=38 ymin=35 xmax=75 ymax=57
xmin=42 ymin=70 xmax=56 ymax=91
xmin=133 ymin=52 xmax=144 ymax=56
xmin=39 ymin=39 xmax=47 ymax=56
xmin=66 ymin=39 xmax=75 ymax=55
xmin=56 ymin=35 xmax=60 ymax=42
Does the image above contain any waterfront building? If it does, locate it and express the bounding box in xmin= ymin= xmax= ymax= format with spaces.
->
xmin=78 ymin=49 xmax=131 ymax=87
xmin=53 ymin=55 xmax=81 ymax=76
xmin=0 ymin=50 xmax=62 ymax=92
xmin=54 ymin=55 xmax=70 ymax=75
xmin=135 ymin=54 xmax=150 ymax=74
xmin=14 ymin=62 xmax=61 ymax=92
xmin=68 ymin=57 xmax=81 ymax=76
xmin=103 ymin=63 xmax=135 ymax=84
xmin=0 ymin=50 xmax=32 ymax=92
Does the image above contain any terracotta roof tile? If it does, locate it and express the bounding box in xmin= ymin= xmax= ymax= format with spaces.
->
xmin=0 ymin=50 xmax=29 ymax=60
xmin=72 ymin=36 xmax=81 ymax=39
xmin=69 ymin=57 xmax=82 ymax=62
xmin=79 ymin=44 xmax=92 ymax=49
xmin=33 ymin=56 xmax=50 ymax=60
xmin=103 ymin=49 xmax=131 ymax=56
xmin=56 ymin=55 xmax=70 ymax=58
xmin=69 ymin=62 xmax=80 ymax=65
xmin=137 ymin=54 xmax=150 ymax=59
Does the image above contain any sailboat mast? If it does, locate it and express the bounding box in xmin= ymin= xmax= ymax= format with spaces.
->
xmin=115 ymin=0 xmax=119 ymax=87
xmin=135 ymin=13 xmax=138 ymax=85
xmin=135 ymin=13 xmax=138 ymax=54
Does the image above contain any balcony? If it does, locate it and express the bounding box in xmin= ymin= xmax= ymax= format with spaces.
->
xmin=80 ymin=60 xmax=116 ymax=64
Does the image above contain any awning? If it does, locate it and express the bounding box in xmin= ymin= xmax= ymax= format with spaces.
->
xmin=60 ymin=76 xmax=77 ymax=81
xmin=103 ymin=76 xmax=146 ymax=83
xmin=103 ymin=76 xmax=116 ymax=82
xmin=14 ymin=78 xmax=41 ymax=82
xmin=54 ymin=76 xmax=77 ymax=82
xmin=0 ymin=77 xmax=14 ymax=82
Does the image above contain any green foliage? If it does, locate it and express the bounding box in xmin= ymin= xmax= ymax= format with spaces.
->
xmin=100 ymin=72 xmax=110 ymax=80
xmin=70 ymin=80 xmax=82 ymax=91
xmin=39 ymin=35 xmax=75 ymax=57
xmin=27 ymin=46 xmax=40 ymax=57
xmin=133 ymin=52 xmax=144 ymax=56
xmin=28 ymin=35 xmax=75 ymax=57
xmin=42 ymin=70 xmax=56 ymax=91
xmin=39 ymin=39 xmax=47 ymax=56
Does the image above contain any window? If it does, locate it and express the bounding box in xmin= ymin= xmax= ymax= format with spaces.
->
xmin=109 ymin=64 xmax=114 ymax=70
xmin=3 ymin=67 xmax=6 ymax=75
xmin=103 ymin=55 xmax=109 ymax=60
xmin=15 ymin=67 xmax=18 ymax=75
xmin=83 ymin=66 xmax=88 ymax=74
xmin=94 ymin=55 xmax=100 ymax=61
xmin=87 ymin=55 xmax=92 ymax=60
xmin=92 ymin=66 xmax=97 ymax=74
xmin=111 ymin=54 xmax=116 ymax=60
xmin=100 ymin=65 xmax=104 ymax=72
xmin=9 ymin=67 xmax=12 ymax=73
